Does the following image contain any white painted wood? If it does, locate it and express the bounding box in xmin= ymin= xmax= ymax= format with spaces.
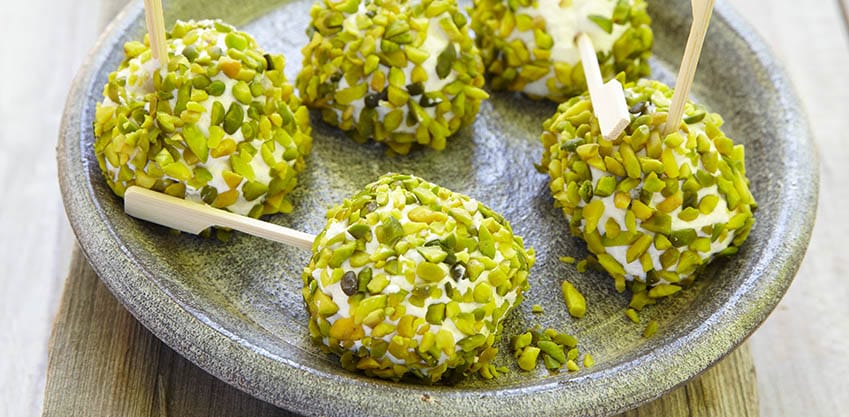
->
xmin=724 ymin=1 xmax=849 ymax=416
xmin=576 ymin=33 xmax=630 ymax=140
xmin=664 ymin=0 xmax=715 ymax=136
xmin=124 ymin=186 xmax=315 ymax=250
xmin=0 ymin=0 xmax=128 ymax=416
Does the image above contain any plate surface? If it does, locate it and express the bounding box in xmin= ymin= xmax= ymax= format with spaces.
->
xmin=58 ymin=1 xmax=818 ymax=415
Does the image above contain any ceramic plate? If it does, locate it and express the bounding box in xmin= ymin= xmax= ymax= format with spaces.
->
xmin=58 ymin=0 xmax=817 ymax=415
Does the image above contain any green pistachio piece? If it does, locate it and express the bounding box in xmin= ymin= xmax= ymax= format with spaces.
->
xmin=517 ymin=346 xmax=540 ymax=371
xmin=417 ymin=262 xmax=446 ymax=282
xmin=588 ymin=15 xmax=613 ymax=34
xmin=182 ymin=124 xmax=208 ymax=163
xmin=375 ymin=216 xmax=403 ymax=246
xmin=560 ymin=280 xmax=586 ymax=318
xmin=223 ymin=102 xmax=244 ymax=134
xmin=435 ymin=43 xmax=456 ymax=80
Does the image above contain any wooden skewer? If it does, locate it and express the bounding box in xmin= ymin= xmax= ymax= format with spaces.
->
xmin=143 ymin=0 xmax=169 ymax=64
xmin=576 ymin=33 xmax=630 ymax=141
xmin=124 ymin=186 xmax=315 ymax=251
xmin=664 ymin=0 xmax=716 ymax=136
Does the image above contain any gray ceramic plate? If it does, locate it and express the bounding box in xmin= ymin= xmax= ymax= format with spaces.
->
xmin=58 ymin=0 xmax=818 ymax=415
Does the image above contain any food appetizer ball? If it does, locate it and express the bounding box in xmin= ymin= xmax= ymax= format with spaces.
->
xmin=302 ymin=173 xmax=534 ymax=381
xmin=94 ymin=19 xmax=312 ymax=218
xmin=540 ymin=79 xmax=756 ymax=292
xmin=297 ymin=0 xmax=488 ymax=155
xmin=471 ymin=0 xmax=652 ymax=102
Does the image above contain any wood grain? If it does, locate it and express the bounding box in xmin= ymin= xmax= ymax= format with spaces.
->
xmin=0 ymin=0 xmax=128 ymax=415
xmin=43 ymin=248 xmax=295 ymax=417
xmin=42 ymin=248 xmax=758 ymax=417
xmin=840 ymin=0 xmax=849 ymax=33
xmin=724 ymin=1 xmax=849 ymax=416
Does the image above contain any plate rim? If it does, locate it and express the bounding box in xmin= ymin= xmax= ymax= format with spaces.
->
xmin=58 ymin=1 xmax=819 ymax=415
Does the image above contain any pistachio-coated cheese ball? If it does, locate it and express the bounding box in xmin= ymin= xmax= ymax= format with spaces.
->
xmin=302 ymin=174 xmax=534 ymax=381
xmin=540 ymin=79 xmax=756 ymax=295
xmin=471 ymin=0 xmax=652 ymax=101
xmin=94 ymin=20 xmax=312 ymax=218
xmin=297 ymin=0 xmax=488 ymax=155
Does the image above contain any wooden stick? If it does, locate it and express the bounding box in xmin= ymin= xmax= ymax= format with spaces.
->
xmin=143 ymin=0 xmax=169 ymax=64
xmin=664 ymin=0 xmax=716 ymax=136
xmin=124 ymin=186 xmax=315 ymax=251
xmin=576 ymin=33 xmax=630 ymax=141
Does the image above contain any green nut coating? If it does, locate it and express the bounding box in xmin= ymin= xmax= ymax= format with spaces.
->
xmin=302 ymin=174 xmax=535 ymax=382
xmin=93 ymin=19 xmax=312 ymax=218
xmin=539 ymin=79 xmax=756 ymax=298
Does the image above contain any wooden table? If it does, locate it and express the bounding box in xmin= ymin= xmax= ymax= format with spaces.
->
xmin=1 ymin=0 xmax=846 ymax=416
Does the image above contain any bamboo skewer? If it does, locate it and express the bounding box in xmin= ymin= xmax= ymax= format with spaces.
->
xmin=124 ymin=186 xmax=315 ymax=251
xmin=143 ymin=0 xmax=169 ymax=64
xmin=664 ymin=0 xmax=716 ymax=136
xmin=576 ymin=33 xmax=630 ymax=141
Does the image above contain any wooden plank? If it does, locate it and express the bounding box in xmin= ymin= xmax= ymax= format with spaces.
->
xmin=620 ymin=345 xmax=758 ymax=417
xmin=43 ymin=248 xmax=295 ymax=417
xmin=43 ymin=248 xmax=757 ymax=417
xmin=0 ymin=0 xmax=129 ymax=415
xmin=724 ymin=1 xmax=849 ymax=416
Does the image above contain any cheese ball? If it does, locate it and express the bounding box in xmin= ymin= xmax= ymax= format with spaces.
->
xmin=540 ymin=79 xmax=756 ymax=294
xmin=301 ymin=173 xmax=534 ymax=381
xmin=297 ymin=0 xmax=488 ymax=155
xmin=94 ymin=19 xmax=312 ymax=218
xmin=471 ymin=0 xmax=652 ymax=101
